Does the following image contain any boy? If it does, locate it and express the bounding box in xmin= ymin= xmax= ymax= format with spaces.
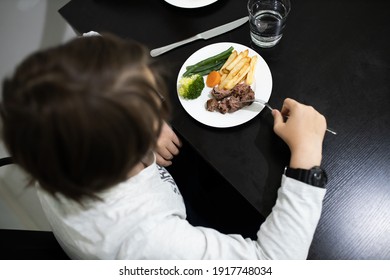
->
xmin=1 ymin=34 xmax=327 ymax=259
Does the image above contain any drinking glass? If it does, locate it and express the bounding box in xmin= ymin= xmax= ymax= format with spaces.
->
xmin=247 ymin=0 xmax=291 ymax=48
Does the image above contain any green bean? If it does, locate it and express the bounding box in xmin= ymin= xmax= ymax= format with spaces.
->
xmin=183 ymin=59 xmax=225 ymax=77
xmin=185 ymin=58 xmax=223 ymax=72
xmin=185 ymin=50 xmax=231 ymax=73
xmin=185 ymin=56 xmax=229 ymax=71
xmin=185 ymin=46 xmax=233 ymax=74
xmin=183 ymin=47 xmax=233 ymax=77
xmin=195 ymin=61 xmax=226 ymax=76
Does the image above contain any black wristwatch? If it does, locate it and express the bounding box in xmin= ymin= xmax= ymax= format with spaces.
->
xmin=284 ymin=166 xmax=328 ymax=188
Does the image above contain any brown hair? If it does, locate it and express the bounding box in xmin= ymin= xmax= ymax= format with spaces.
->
xmin=0 ymin=34 xmax=170 ymax=202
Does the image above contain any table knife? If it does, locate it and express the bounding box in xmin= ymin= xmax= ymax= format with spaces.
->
xmin=150 ymin=16 xmax=249 ymax=57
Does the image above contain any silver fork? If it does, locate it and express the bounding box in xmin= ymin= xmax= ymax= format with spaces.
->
xmin=242 ymin=99 xmax=337 ymax=135
xmin=248 ymin=98 xmax=274 ymax=111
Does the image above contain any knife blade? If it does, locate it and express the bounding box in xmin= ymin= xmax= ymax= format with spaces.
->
xmin=150 ymin=16 xmax=249 ymax=57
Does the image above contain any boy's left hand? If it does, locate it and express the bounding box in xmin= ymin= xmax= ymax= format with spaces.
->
xmin=155 ymin=121 xmax=182 ymax=166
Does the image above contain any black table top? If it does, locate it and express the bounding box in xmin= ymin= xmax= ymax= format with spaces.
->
xmin=59 ymin=0 xmax=390 ymax=259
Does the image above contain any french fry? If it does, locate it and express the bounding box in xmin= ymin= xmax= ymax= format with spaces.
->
xmin=245 ymin=55 xmax=258 ymax=85
xmin=216 ymin=48 xmax=257 ymax=90
xmin=236 ymin=62 xmax=251 ymax=79
xmin=220 ymin=50 xmax=237 ymax=74
xmin=219 ymin=73 xmax=228 ymax=84
xmin=218 ymin=75 xmax=230 ymax=89
xmin=225 ymin=63 xmax=250 ymax=90
xmin=225 ymin=49 xmax=248 ymax=71
xmin=219 ymin=57 xmax=249 ymax=89
xmin=228 ymin=57 xmax=250 ymax=77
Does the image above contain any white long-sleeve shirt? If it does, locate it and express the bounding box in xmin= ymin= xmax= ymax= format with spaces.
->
xmin=37 ymin=155 xmax=326 ymax=260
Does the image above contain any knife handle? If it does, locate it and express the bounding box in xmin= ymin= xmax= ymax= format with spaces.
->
xmin=150 ymin=34 xmax=202 ymax=57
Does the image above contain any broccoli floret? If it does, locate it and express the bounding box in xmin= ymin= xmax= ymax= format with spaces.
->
xmin=178 ymin=74 xmax=205 ymax=100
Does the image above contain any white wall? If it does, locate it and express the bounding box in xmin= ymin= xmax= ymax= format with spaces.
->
xmin=0 ymin=0 xmax=76 ymax=231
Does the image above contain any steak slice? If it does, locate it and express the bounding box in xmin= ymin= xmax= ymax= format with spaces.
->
xmin=211 ymin=87 xmax=232 ymax=100
xmin=206 ymin=83 xmax=256 ymax=114
xmin=206 ymin=98 xmax=219 ymax=112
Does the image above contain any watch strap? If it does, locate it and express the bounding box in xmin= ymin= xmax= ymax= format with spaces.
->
xmin=285 ymin=167 xmax=311 ymax=182
xmin=284 ymin=166 xmax=327 ymax=188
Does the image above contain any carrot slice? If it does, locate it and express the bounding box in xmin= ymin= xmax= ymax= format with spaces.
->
xmin=206 ymin=71 xmax=221 ymax=88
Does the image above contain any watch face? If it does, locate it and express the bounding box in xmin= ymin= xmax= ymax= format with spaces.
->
xmin=313 ymin=171 xmax=323 ymax=180
xmin=310 ymin=167 xmax=328 ymax=187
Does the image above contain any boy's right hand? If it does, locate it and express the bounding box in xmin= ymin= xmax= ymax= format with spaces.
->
xmin=272 ymin=98 xmax=327 ymax=169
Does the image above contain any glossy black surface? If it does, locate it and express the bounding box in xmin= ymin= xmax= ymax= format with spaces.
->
xmin=0 ymin=229 xmax=69 ymax=260
xmin=59 ymin=0 xmax=390 ymax=259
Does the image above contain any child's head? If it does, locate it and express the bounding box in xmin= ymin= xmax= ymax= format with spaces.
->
xmin=0 ymin=34 xmax=170 ymax=202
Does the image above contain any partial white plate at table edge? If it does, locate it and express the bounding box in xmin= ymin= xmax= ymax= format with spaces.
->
xmin=177 ymin=42 xmax=273 ymax=128
xmin=164 ymin=0 xmax=218 ymax=9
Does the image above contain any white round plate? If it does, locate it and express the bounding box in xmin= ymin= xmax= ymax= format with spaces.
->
xmin=177 ymin=42 xmax=273 ymax=128
xmin=164 ymin=0 xmax=218 ymax=9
